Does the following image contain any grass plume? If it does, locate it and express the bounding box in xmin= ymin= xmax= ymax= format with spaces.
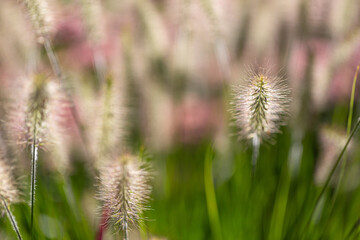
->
xmin=231 ymin=67 xmax=291 ymax=173
xmin=231 ymin=67 xmax=291 ymax=142
xmin=98 ymin=154 xmax=151 ymax=239
xmin=0 ymin=153 xmax=22 ymax=240
xmin=91 ymin=75 xmax=126 ymax=169
xmin=23 ymin=0 xmax=53 ymax=39
xmin=25 ymin=75 xmax=49 ymax=236
xmin=22 ymin=0 xmax=90 ymax=156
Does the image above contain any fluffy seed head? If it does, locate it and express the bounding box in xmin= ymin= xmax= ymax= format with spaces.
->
xmin=5 ymin=75 xmax=67 ymax=162
xmin=91 ymin=76 xmax=127 ymax=169
xmin=25 ymin=75 xmax=49 ymax=147
xmin=80 ymin=0 xmax=103 ymax=45
xmin=231 ymin=67 xmax=291 ymax=142
xmin=315 ymin=126 xmax=351 ymax=185
xmin=0 ymin=156 xmax=19 ymax=208
xmin=98 ymin=154 xmax=151 ymax=231
xmin=45 ymin=80 xmax=71 ymax=174
xmin=6 ymin=74 xmax=49 ymax=149
xmin=24 ymin=0 xmax=53 ymax=37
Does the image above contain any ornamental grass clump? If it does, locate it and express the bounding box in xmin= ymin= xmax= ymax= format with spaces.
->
xmin=0 ymin=154 xmax=22 ymax=240
xmin=98 ymin=154 xmax=151 ymax=239
xmin=231 ymin=67 xmax=291 ymax=172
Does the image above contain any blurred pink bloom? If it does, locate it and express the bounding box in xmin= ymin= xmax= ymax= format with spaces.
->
xmin=53 ymin=8 xmax=121 ymax=70
xmin=55 ymin=12 xmax=85 ymax=45
xmin=174 ymin=96 xmax=222 ymax=144
xmin=330 ymin=43 xmax=360 ymax=103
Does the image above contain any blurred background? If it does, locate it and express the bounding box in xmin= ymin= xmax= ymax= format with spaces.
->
xmin=0 ymin=0 xmax=360 ymax=239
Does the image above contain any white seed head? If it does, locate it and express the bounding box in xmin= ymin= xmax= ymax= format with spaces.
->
xmin=23 ymin=0 xmax=53 ymax=37
xmin=98 ymin=154 xmax=151 ymax=231
xmin=46 ymin=81 xmax=71 ymax=174
xmin=24 ymin=75 xmax=49 ymax=148
xmin=91 ymin=76 xmax=127 ymax=169
xmin=231 ymin=67 xmax=291 ymax=142
xmin=315 ymin=126 xmax=351 ymax=185
xmin=0 ymin=156 xmax=19 ymax=208
xmin=80 ymin=0 xmax=104 ymax=45
xmin=6 ymin=75 xmax=49 ymax=149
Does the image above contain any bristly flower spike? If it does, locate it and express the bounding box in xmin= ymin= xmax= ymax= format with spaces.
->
xmin=22 ymin=0 xmax=90 ymax=157
xmin=0 ymin=153 xmax=23 ymax=240
xmin=98 ymin=154 xmax=151 ymax=239
xmin=0 ymin=157 xmax=19 ymax=212
xmin=91 ymin=75 xmax=126 ymax=169
xmin=23 ymin=0 xmax=53 ymax=40
xmin=231 ymin=67 xmax=291 ymax=173
xmin=5 ymin=75 xmax=50 ymax=235
xmin=26 ymin=75 xmax=49 ymax=234
xmin=26 ymin=74 xmax=49 ymax=148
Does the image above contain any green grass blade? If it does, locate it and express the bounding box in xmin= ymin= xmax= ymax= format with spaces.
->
xmin=268 ymin=162 xmax=291 ymax=240
xmin=345 ymin=218 xmax=360 ymax=240
xmin=302 ymin=117 xmax=360 ymax=238
xmin=321 ymin=66 xmax=360 ymax=235
xmin=347 ymin=66 xmax=359 ymax=135
xmin=204 ymin=146 xmax=223 ymax=240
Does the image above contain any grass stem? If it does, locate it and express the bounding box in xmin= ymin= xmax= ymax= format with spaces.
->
xmin=42 ymin=35 xmax=90 ymax=157
xmin=252 ymin=135 xmax=260 ymax=177
xmin=30 ymin=138 xmax=38 ymax=239
xmin=302 ymin=117 xmax=360 ymax=238
xmin=204 ymin=146 xmax=223 ymax=240
xmin=320 ymin=66 xmax=359 ymax=236
xmin=345 ymin=217 xmax=360 ymax=240
xmin=337 ymin=66 xmax=359 ymax=196
xmin=2 ymin=198 xmax=23 ymax=240
xmin=347 ymin=66 xmax=359 ymax=136
xmin=268 ymin=159 xmax=291 ymax=240
xmin=123 ymin=220 xmax=128 ymax=240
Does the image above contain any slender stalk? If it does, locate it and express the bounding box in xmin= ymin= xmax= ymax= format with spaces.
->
xmin=302 ymin=118 xmax=360 ymax=238
xmin=43 ymin=36 xmax=63 ymax=81
xmin=123 ymin=220 xmax=128 ymax=240
xmin=268 ymin=159 xmax=291 ymax=240
xmin=252 ymin=135 xmax=260 ymax=177
xmin=204 ymin=146 xmax=223 ymax=240
xmin=2 ymin=198 xmax=23 ymax=240
xmin=347 ymin=66 xmax=359 ymax=135
xmin=336 ymin=66 xmax=359 ymax=195
xmin=320 ymin=66 xmax=359 ymax=236
xmin=30 ymin=133 xmax=38 ymax=238
xmin=43 ymin=35 xmax=89 ymax=155
xmin=345 ymin=217 xmax=360 ymax=240
xmin=30 ymin=107 xmax=40 ymax=238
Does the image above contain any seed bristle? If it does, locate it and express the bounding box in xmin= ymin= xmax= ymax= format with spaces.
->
xmin=231 ymin=67 xmax=291 ymax=143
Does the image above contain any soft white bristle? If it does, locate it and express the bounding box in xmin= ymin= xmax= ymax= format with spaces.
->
xmin=98 ymin=155 xmax=151 ymax=232
xmin=24 ymin=0 xmax=53 ymax=37
xmin=231 ymin=67 xmax=291 ymax=142
xmin=0 ymin=156 xmax=19 ymax=208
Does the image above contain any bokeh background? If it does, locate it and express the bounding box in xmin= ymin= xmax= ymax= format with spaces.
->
xmin=0 ymin=0 xmax=360 ymax=239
